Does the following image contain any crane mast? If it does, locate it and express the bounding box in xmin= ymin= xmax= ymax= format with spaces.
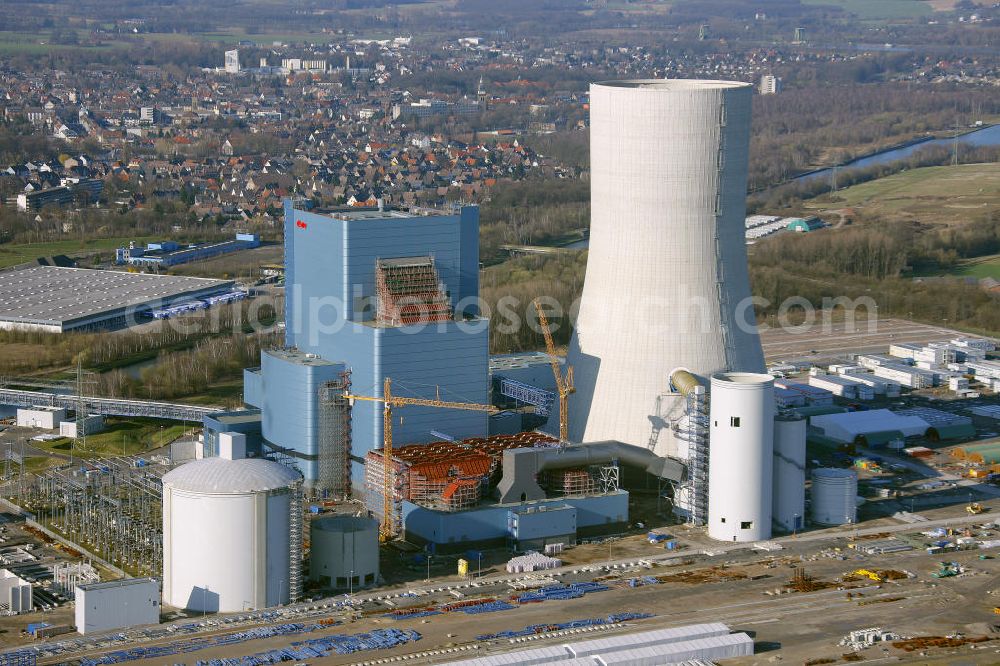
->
xmin=346 ymin=377 xmax=499 ymax=542
xmin=534 ymin=299 xmax=575 ymax=444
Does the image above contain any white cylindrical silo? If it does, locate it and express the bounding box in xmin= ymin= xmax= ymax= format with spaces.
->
xmin=309 ymin=516 xmax=379 ymax=590
xmin=811 ymin=468 xmax=858 ymax=526
xmin=772 ymin=415 xmax=806 ymax=533
xmin=708 ymin=372 xmax=774 ymax=543
xmin=162 ymin=457 xmax=301 ymax=612
xmin=561 ymin=79 xmax=765 ymax=456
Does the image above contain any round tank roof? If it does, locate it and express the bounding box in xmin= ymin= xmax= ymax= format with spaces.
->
xmin=313 ymin=515 xmax=378 ymax=533
xmin=595 ymin=79 xmax=751 ymax=91
xmin=162 ymin=457 xmax=300 ymax=494
xmin=813 ymin=467 xmax=857 ymax=480
xmin=711 ymin=371 xmax=774 ymax=387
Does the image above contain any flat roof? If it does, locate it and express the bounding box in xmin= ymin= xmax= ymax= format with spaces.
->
xmin=303 ymin=204 xmax=463 ymax=221
xmin=265 ymin=347 xmax=340 ymax=367
xmin=77 ymin=577 xmax=158 ymax=592
xmin=0 ymin=266 xmax=232 ymax=329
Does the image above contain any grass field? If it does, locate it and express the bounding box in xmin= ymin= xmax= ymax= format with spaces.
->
xmin=804 ymin=162 xmax=1000 ymax=227
xmin=0 ymin=236 xmax=155 ymax=269
xmin=801 ymin=0 xmax=933 ymax=20
xmin=31 ymin=418 xmax=189 ymax=459
xmin=0 ymin=31 xmax=120 ymax=55
xmin=946 ymin=254 xmax=1000 ymax=280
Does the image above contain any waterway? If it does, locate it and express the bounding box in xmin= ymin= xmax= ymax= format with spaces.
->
xmin=558 ymin=123 xmax=1000 ymax=251
xmin=792 ymin=123 xmax=1000 ymax=186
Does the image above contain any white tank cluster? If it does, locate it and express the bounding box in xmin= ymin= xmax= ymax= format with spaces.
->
xmin=309 ymin=515 xmax=379 ymax=590
xmin=162 ymin=452 xmax=302 ymax=613
xmin=562 ymin=79 xmax=766 ymax=458
xmin=707 ymin=373 xmax=775 ymax=543
xmin=811 ymin=468 xmax=858 ymax=525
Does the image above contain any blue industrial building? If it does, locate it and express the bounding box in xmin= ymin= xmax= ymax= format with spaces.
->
xmin=242 ymin=201 xmax=488 ymax=495
xmin=400 ymin=492 xmax=628 ymax=550
xmin=115 ymin=233 xmax=261 ymax=267
xmin=202 ymin=410 xmax=263 ymax=457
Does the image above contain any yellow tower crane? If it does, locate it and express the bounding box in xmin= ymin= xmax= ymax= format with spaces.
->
xmin=533 ymin=299 xmax=575 ymax=444
xmin=346 ymin=377 xmax=500 ymax=543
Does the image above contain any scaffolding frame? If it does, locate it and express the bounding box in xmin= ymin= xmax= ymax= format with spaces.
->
xmin=673 ymin=386 xmax=709 ymax=525
xmin=363 ymin=433 xmax=560 ymax=524
xmin=318 ymin=372 xmax=352 ymax=498
xmin=375 ymin=256 xmax=452 ymax=326
xmin=288 ymin=479 xmax=303 ymax=603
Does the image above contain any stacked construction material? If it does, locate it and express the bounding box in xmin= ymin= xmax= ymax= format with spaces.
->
xmin=516 ymin=581 xmax=609 ymax=603
xmin=506 ymin=551 xmax=562 ymax=574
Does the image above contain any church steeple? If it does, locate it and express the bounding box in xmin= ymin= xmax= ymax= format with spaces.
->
xmin=477 ymin=76 xmax=488 ymax=107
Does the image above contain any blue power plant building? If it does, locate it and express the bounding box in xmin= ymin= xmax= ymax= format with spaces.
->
xmin=243 ymin=200 xmax=489 ymax=495
xmin=208 ymin=198 xmax=688 ymax=551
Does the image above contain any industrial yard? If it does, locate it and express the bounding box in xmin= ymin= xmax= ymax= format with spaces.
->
xmin=0 ymin=496 xmax=995 ymax=665
xmin=0 ymin=76 xmax=998 ymax=666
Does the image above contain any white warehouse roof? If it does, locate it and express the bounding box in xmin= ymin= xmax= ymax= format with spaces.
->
xmin=0 ymin=266 xmax=232 ymax=331
xmin=442 ymin=624 xmax=749 ymax=666
xmin=811 ymin=409 xmax=929 ymax=443
xmin=162 ymin=457 xmax=300 ymax=494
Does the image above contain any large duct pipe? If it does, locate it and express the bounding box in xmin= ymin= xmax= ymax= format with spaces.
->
xmin=670 ymin=368 xmax=701 ymax=396
xmin=496 ymin=441 xmax=685 ymax=504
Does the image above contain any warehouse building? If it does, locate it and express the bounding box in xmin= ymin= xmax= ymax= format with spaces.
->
xmin=114 ymin=233 xmax=261 ymax=268
xmin=441 ymin=622 xmax=752 ymax=665
xmin=0 ymin=266 xmax=234 ymax=332
xmin=75 ymin=578 xmax=159 ymax=635
xmin=810 ymin=409 xmax=932 ymax=445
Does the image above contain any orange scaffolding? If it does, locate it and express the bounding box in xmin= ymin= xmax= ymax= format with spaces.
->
xmin=542 ymin=468 xmax=596 ymax=496
xmin=363 ymin=432 xmax=559 ymax=521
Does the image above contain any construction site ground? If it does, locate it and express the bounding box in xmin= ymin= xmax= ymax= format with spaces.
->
xmin=759 ymin=317 xmax=994 ymax=367
xmin=25 ymin=492 xmax=999 ymax=666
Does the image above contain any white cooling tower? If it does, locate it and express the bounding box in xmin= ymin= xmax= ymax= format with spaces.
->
xmin=772 ymin=415 xmax=806 ymax=533
xmin=563 ymin=80 xmax=765 ymax=455
xmin=707 ymin=372 xmax=774 ymax=543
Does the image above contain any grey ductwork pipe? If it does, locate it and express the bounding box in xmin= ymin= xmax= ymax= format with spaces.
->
xmin=496 ymin=440 xmax=686 ymax=504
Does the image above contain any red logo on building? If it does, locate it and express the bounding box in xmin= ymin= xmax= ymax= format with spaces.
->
xmin=296 ymin=220 xmax=307 ymax=229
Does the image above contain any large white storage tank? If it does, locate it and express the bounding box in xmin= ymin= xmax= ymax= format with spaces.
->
xmin=811 ymin=468 xmax=858 ymax=525
xmin=561 ymin=79 xmax=765 ymax=456
xmin=772 ymin=414 xmax=806 ymax=533
xmin=708 ymin=373 xmax=774 ymax=542
xmin=162 ymin=456 xmax=302 ymax=612
xmin=309 ymin=516 xmax=379 ymax=590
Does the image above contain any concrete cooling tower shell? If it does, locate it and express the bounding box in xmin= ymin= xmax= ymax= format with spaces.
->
xmin=563 ymin=79 xmax=765 ymax=454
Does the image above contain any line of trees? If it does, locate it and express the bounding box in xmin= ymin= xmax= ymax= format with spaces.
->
xmin=0 ymin=299 xmax=276 ymax=375
xmin=95 ymin=330 xmax=279 ymax=404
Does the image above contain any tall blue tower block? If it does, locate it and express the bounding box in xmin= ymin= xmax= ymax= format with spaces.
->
xmin=244 ymin=200 xmax=489 ymax=496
